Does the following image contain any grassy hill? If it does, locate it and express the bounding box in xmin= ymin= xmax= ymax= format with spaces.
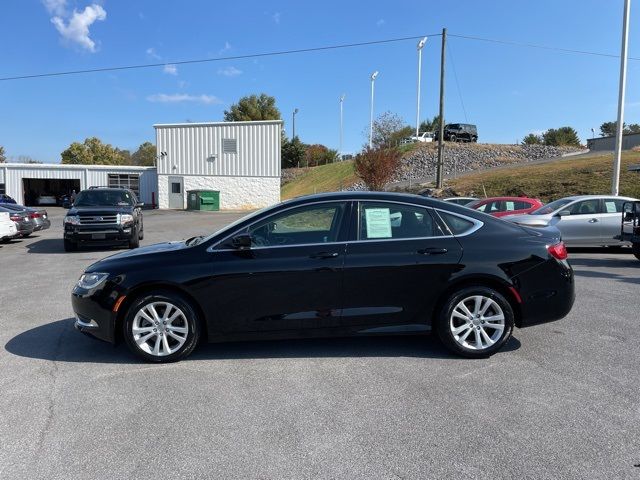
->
xmin=445 ymin=151 xmax=640 ymax=202
xmin=281 ymin=160 xmax=357 ymax=199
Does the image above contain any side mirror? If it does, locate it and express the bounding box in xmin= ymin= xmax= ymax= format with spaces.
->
xmin=231 ymin=233 xmax=252 ymax=249
xmin=558 ymin=210 xmax=571 ymax=217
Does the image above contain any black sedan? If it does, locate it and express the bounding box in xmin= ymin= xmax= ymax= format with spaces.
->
xmin=72 ymin=192 xmax=575 ymax=362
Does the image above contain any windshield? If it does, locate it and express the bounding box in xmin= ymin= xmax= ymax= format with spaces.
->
xmin=531 ymin=198 xmax=572 ymax=215
xmin=74 ymin=190 xmax=133 ymax=207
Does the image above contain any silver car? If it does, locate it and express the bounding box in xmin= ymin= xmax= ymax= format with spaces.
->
xmin=506 ymin=195 xmax=638 ymax=247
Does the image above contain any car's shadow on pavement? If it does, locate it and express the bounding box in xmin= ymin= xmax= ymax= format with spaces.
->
xmin=5 ymin=318 xmax=521 ymax=363
xmin=25 ymin=239 xmax=124 ymax=254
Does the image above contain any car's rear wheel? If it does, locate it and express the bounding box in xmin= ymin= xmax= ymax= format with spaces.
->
xmin=63 ymin=239 xmax=77 ymax=252
xmin=436 ymin=286 xmax=514 ymax=358
xmin=449 ymin=134 xmax=457 ymax=142
xmin=123 ymin=291 xmax=200 ymax=362
xmin=633 ymin=243 xmax=640 ymax=261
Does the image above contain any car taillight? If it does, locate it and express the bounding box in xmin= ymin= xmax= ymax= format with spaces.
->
xmin=547 ymin=242 xmax=568 ymax=260
xmin=10 ymin=215 xmax=20 ymax=222
xmin=30 ymin=212 xmax=41 ymax=218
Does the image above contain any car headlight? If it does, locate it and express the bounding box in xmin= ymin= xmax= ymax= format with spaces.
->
xmin=64 ymin=215 xmax=80 ymax=225
xmin=119 ymin=214 xmax=134 ymax=225
xmin=77 ymin=272 xmax=109 ymax=289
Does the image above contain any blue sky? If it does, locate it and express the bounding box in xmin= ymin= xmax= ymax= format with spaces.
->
xmin=1 ymin=0 xmax=639 ymax=163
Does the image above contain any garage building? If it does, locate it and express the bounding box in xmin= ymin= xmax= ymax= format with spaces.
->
xmin=154 ymin=120 xmax=282 ymax=210
xmin=1 ymin=120 xmax=282 ymax=209
xmin=0 ymin=163 xmax=157 ymax=207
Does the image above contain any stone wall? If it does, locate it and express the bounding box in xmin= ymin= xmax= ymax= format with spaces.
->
xmin=158 ymin=174 xmax=280 ymax=210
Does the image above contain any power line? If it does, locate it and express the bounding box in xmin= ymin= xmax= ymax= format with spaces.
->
xmin=0 ymin=34 xmax=441 ymax=82
xmin=449 ymin=33 xmax=640 ymax=61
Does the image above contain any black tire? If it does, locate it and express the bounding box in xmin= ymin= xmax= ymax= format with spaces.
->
xmin=138 ymin=223 xmax=144 ymax=240
xmin=449 ymin=134 xmax=457 ymax=143
xmin=470 ymin=136 xmax=478 ymax=143
xmin=63 ymin=239 xmax=77 ymax=252
xmin=435 ymin=286 xmax=514 ymax=358
xmin=128 ymin=231 xmax=140 ymax=249
xmin=633 ymin=243 xmax=640 ymax=261
xmin=123 ymin=291 xmax=201 ymax=363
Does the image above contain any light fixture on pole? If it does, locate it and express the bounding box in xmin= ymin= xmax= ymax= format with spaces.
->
xmin=612 ymin=0 xmax=631 ymax=196
xmin=292 ymin=108 xmax=299 ymax=139
xmin=416 ymin=36 xmax=428 ymax=137
xmin=591 ymin=128 xmax=595 ymax=139
xmin=339 ymin=94 xmax=346 ymax=158
xmin=369 ymin=71 xmax=379 ymax=149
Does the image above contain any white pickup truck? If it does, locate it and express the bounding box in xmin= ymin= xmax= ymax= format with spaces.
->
xmin=401 ymin=132 xmax=435 ymax=144
xmin=0 ymin=211 xmax=18 ymax=243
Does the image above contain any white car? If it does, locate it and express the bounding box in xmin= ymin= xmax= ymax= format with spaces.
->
xmin=402 ymin=132 xmax=435 ymax=144
xmin=0 ymin=211 xmax=18 ymax=243
xmin=36 ymin=195 xmax=57 ymax=205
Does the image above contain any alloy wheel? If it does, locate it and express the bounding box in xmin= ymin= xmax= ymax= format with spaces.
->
xmin=449 ymin=295 xmax=505 ymax=351
xmin=132 ymin=302 xmax=189 ymax=357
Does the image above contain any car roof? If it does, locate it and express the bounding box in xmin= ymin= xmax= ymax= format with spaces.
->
xmin=556 ymin=194 xmax=637 ymax=201
xmin=472 ymin=196 xmax=540 ymax=202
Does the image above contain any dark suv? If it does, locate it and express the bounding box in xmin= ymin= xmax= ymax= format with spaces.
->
xmin=438 ymin=123 xmax=478 ymax=142
xmin=63 ymin=187 xmax=144 ymax=251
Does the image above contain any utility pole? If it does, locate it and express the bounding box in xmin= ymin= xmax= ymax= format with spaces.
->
xmin=339 ymin=94 xmax=345 ymax=157
xmin=436 ymin=28 xmax=446 ymax=188
xmin=369 ymin=71 xmax=379 ymax=149
xmin=416 ymin=37 xmax=427 ymax=137
xmin=612 ymin=0 xmax=631 ymax=196
xmin=292 ymin=108 xmax=299 ymax=139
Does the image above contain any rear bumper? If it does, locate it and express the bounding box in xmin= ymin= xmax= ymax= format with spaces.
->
xmin=516 ymin=259 xmax=575 ymax=328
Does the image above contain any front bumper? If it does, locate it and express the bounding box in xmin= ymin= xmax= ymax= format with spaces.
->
xmin=71 ymin=282 xmax=123 ymax=343
xmin=65 ymin=225 xmax=134 ymax=244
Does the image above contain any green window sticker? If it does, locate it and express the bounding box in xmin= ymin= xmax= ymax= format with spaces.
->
xmin=365 ymin=208 xmax=392 ymax=239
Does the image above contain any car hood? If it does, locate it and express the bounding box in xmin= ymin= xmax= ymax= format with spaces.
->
xmin=68 ymin=206 xmax=133 ymax=215
xmin=504 ymin=213 xmax=553 ymax=227
xmin=87 ymin=241 xmax=188 ymax=272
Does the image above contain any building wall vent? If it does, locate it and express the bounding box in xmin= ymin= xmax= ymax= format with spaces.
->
xmin=222 ymin=138 xmax=237 ymax=154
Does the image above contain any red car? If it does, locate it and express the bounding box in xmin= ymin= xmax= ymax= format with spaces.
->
xmin=466 ymin=196 xmax=544 ymax=218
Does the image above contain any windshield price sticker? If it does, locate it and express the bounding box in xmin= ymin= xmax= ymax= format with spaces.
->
xmin=365 ymin=208 xmax=392 ymax=238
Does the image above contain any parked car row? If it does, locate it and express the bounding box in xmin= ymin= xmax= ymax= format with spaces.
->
xmin=0 ymin=203 xmax=51 ymax=242
xmin=440 ymin=194 xmax=638 ymax=248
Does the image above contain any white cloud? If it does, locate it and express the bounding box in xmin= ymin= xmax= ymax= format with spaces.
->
xmin=146 ymin=93 xmax=222 ymax=105
xmin=146 ymin=47 xmax=161 ymax=60
xmin=218 ymin=66 xmax=242 ymax=77
xmin=218 ymin=41 xmax=232 ymax=55
xmin=42 ymin=0 xmax=67 ymax=16
xmin=163 ymin=64 xmax=178 ymax=75
xmin=50 ymin=4 xmax=106 ymax=52
xmin=376 ymin=18 xmax=385 ymax=27
xmin=272 ymin=12 xmax=281 ymax=24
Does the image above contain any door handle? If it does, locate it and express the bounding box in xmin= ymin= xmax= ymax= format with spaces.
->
xmin=310 ymin=251 xmax=339 ymax=259
xmin=418 ymin=247 xmax=448 ymax=255
xmin=588 ymin=218 xmax=599 ymax=223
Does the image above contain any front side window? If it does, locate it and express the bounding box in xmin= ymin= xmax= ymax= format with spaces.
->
xmin=359 ymin=202 xmax=437 ymax=240
xmin=248 ymin=202 xmax=345 ymax=247
xmin=568 ymin=199 xmax=600 ymax=215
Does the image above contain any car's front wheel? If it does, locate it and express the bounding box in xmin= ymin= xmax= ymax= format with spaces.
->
xmin=436 ymin=286 xmax=514 ymax=358
xmin=123 ymin=291 xmax=201 ymax=362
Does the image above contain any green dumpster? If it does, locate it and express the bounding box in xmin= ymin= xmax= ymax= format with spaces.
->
xmin=186 ymin=190 xmax=220 ymax=211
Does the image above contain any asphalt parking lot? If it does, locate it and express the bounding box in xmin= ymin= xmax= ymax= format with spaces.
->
xmin=1 ymin=207 xmax=638 ymax=479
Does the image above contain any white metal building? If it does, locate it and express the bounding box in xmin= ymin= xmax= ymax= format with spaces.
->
xmin=154 ymin=120 xmax=282 ymax=209
xmin=0 ymin=163 xmax=157 ymax=206
xmin=0 ymin=120 xmax=281 ymax=210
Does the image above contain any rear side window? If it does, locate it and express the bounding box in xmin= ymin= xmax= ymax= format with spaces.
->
xmin=437 ymin=211 xmax=477 ymax=235
xmin=359 ymin=202 xmax=438 ymax=240
xmin=603 ymin=199 xmax=625 ymax=213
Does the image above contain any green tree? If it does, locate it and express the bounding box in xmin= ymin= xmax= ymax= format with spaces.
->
xmin=600 ymin=121 xmax=640 ymax=137
xmin=131 ymin=142 xmax=156 ymax=166
xmin=0 ymin=145 xmax=5 ymax=163
xmin=367 ymin=111 xmax=408 ymax=149
xmin=61 ymin=137 xmax=127 ymax=165
xmin=304 ymin=144 xmax=339 ymax=167
xmin=224 ymin=93 xmax=281 ymax=121
xmin=354 ymin=147 xmax=401 ymax=191
xmin=522 ymin=133 xmax=543 ymax=145
xmin=419 ymin=115 xmax=441 ymax=134
xmin=281 ymin=136 xmax=305 ymax=168
xmin=542 ymin=127 xmax=581 ymax=147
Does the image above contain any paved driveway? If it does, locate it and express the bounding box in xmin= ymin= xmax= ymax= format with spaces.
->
xmin=0 ymin=208 xmax=638 ymax=479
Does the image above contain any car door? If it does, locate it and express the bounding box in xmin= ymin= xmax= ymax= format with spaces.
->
xmin=202 ymin=201 xmax=350 ymax=334
xmin=556 ymin=199 xmax=603 ymax=246
xmin=599 ymin=198 xmax=626 ymax=244
xmin=340 ymin=201 xmax=463 ymax=331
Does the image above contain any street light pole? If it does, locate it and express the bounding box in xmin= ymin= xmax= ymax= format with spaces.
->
xmin=416 ymin=37 xmax=427 ymax=137
xmin=369 ymin=71 xmax=379 ymax=149
xmin=339 ymin=94 xmax=345 ymax=158
xmin=612 ymin=0 xmax=631 ymax=196
xmin=292 ymin=108 xmax=299 ymax=139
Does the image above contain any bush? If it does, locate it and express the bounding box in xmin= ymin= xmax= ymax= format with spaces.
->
xmin=354 ymin=147 xmax=401 ymax=191
xmin=521 ymin=133 xmax=543 ymax=145
xmin=542 ymin=127 xmax=581 ymax=147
